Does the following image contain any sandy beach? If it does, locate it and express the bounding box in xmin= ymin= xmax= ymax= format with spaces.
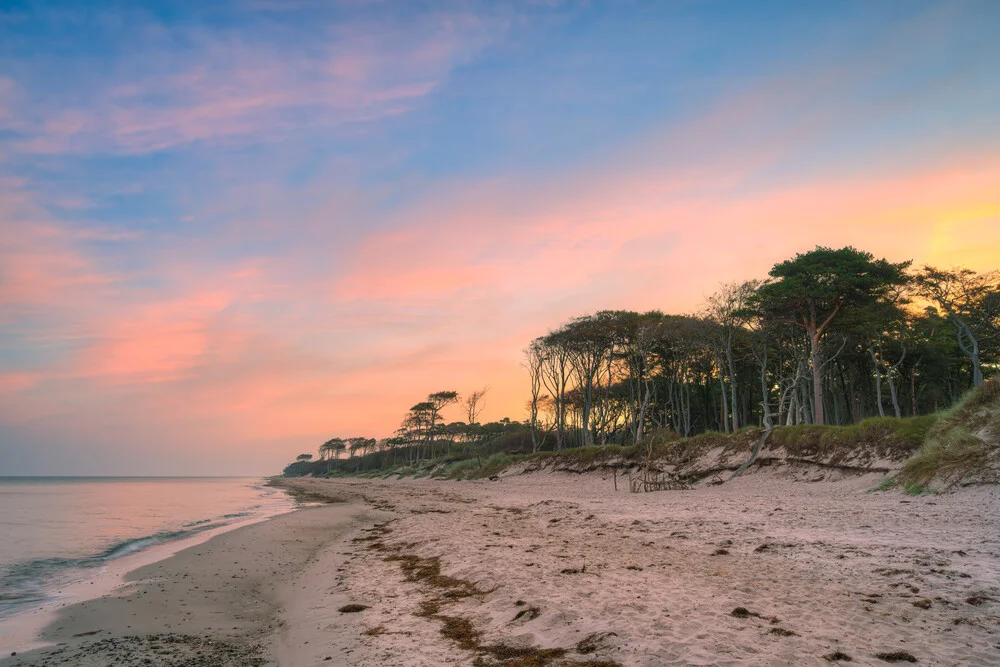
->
xmin=0 ymin=498 xmax=383 ymax=666
xmin=3 ymin=471 xmax=999 ymax=666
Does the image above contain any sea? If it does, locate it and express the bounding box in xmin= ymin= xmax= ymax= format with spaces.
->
xmin=0 ymin=477 xmax=298 ymax=626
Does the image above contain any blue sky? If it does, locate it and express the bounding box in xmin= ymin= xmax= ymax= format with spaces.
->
xmin=1 ymin=0 xmax=999 ymax=475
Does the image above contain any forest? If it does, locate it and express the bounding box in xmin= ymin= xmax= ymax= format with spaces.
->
xmin=285 ymin=246 xmax=999 ymax=476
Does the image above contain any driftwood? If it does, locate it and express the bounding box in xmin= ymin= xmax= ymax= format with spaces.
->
xmin=626 ymin=432 xmax=692 ymax=493
xmin=731 ymin=402 xmax=774 ymax=480
xmin=628 ymin=461 xmax=691 ymax=493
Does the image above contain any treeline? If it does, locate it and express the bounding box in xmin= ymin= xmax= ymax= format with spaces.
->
xmin=522 ymin=247 xmax=998 ymax=450
xmin=285 ymin=246 xmax=998 ymax=476
xmin=285 ymin=388 xmax=534 ymax=476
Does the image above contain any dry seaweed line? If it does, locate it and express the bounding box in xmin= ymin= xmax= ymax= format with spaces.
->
xmin=357 ymin=520 xmax=620 ymax=666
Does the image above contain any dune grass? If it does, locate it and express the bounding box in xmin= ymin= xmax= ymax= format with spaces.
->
xmin=898 ymin=376 xmax=998 ymax=488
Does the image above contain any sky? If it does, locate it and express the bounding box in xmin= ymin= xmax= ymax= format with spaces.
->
xmin=1 ymin=0 xmax=999 ymax=476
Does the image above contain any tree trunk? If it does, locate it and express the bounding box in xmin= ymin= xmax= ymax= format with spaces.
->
xmin=726 ymin=345 xmax=739 ymax=431
xmin=869 ymin=344 xmax=886 ymax=418
xmin=717 ymin=362 xmax=729 ymax=434
xmin=809 ymin=328 xmax=825 ymax=425
xmin=634 ymin=381 xmax=651 ymax=444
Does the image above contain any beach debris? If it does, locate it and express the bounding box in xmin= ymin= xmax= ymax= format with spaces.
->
xmin=577 ymin=632 xmax=618 ymax=654
xmin=628 ymin=467 xmax=691 ymax=493
xmin=731 ymin=607 xmax=781 ymax=623
xmin=769 ymin=627 xmax=799 ymax=637
xmin=711 ymin=548 xmax=730 ymax=556
xmin=338 ymin=604 xmax=369 ymax=613
xmin=438 ymin=615 xmax=481 ymax=650
xmin=874 ymin=650 xmax=917 ymax=662
xmin=512 ymin=605 xmax=541 ymax=622
xmin=823 ymin=652 xmax=854 ymax=662
xmin=911 ymin=599 xmax=932 ymax=609
xmin=966 ymin=594 xmax=996 ymax=606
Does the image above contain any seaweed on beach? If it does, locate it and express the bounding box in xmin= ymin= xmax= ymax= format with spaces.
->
xmin=16 ymin=633 xmax=266 ymax=667
xmin=365 ymin=533 xmax=619 ymax=666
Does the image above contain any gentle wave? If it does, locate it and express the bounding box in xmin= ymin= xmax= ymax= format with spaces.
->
xmin=0 ymin=520 xmax=229 ymax=618
xmin=0 ymin=480 xmax=300 ymax=623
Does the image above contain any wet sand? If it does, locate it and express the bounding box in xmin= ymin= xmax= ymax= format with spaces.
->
xmin=2 ymin=472 xmax=999 ymax=666
xmin=0 ymin=502 xmax=375 ymax=666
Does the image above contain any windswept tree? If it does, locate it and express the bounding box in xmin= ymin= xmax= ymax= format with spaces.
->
xmin=548 ymin=313 xmax=616 ymax=446
xmin=402 ymin=390 xmax=460 ymax=460
xmin=320 ymin=438 xmax=344 ymax=461
xmin=295 ymin=453 xmax=313 ymax=462
xmin=464 ymin=387 xmax=489 ymax=425
xmin=524 ymin=343 xmax=548 ymax=452
xmin=535 ymin=335 xmax=572 ymax=450
xmin=705 ymin=280 xmax=760 ymax=432
xmin=915 ymin=266 xmax=1000 ymax=387
xmin=756 ymin=246 xmax=910 ymax=425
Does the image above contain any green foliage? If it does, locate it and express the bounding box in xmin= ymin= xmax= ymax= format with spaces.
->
xmin=899 ymin=376 xmax=999 ymax=488
xmin=870 ymin=477 xmax=897 ymax=492
xmin=282 ymin=460 xmax=314 ymax=477
xmin=768 ymin=416 xmax=936 ymax=462
xmin=758 ymin=246 xmax=910 ymax=321
xmin=443 ymin=458 xmax=481 ymax=480
xmin=903 ymin=482 xmax=932 ymax=496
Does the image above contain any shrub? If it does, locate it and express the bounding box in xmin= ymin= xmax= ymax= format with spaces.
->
xmin=870 ymin=477 xmax=897 ymax=492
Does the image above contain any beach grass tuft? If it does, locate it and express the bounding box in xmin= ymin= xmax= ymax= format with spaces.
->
xmin=869 ymin=477 xmax=897 ymax=492
xmin=899 ymin=375 xmax=999 ymax=488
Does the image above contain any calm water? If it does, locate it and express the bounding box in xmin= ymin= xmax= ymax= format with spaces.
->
xmin=0 ymin=477 xmax=296 ymax=621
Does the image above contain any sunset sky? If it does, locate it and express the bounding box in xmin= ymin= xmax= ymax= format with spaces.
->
xmin=1 ymin=1 xmax=999 ymax=475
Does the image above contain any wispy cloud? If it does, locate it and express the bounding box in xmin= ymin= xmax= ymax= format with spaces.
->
xmin=3 ymin=5 xmax=510 ymax=154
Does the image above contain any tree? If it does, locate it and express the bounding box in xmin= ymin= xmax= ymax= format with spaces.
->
xmin=524 ymin=343 xmax=547 ymax=452
xmin=756 ymin=247 xmax=910 ymax=425
xmin=548 ymin=314 xmax=615 ymax=446
xmin=535 ymin=335 xmax=572 ymax=450
xmin=915 ymin=266 xmax=1000 ymax=387
xmin=402 ymin=391 xmax=460 ymax=460
xmin=464 ymin=387 xmax=489 ymax=425
xmin=705 ymin=281 xmax=760 ymax=432
xmin=295 ymin=453 xmax=313 ymax=462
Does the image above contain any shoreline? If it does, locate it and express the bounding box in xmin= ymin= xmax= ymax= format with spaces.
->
xmin=0 ymin=479 xmax=302 ymax=656
xmin=0 ymin=491 xmax=378 ymax=666
xmin=2 ymin=472 xmax=998 ymax=665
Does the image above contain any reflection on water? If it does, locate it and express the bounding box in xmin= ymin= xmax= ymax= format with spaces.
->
xmin=0 ymin=477 xmax=296 ymax=620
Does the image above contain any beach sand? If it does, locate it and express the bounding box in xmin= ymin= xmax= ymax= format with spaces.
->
xmin=0 ymin=501 xmax=381 ymax=666
xmin=2 ymin=471 xmax=999 ymax=665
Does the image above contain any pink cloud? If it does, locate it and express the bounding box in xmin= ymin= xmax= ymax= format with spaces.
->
xmin=73 ymin=290 xmax=231 ymax=383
